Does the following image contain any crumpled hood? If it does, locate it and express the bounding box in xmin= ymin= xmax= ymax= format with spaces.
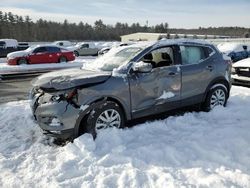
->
xmin=7 ymin=50 xmax=29 ymax=59
xmin=32 ymin=68 xmax=111 ymax=90
xmin=233 ymin=58 xmax=250 ymax=68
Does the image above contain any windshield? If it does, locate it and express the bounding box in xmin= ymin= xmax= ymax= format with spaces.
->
xmin=24 ymin=45 xmax=38 ymax=52
xmin=82 ymin=46 xmax=143 ymax=71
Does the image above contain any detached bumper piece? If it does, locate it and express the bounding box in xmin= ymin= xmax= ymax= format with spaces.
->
xmin=43 ymin=128 xmax=74 ymax=140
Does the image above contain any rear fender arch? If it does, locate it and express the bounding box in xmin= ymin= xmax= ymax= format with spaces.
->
xmin=203 ymin=77 xmax=230 ymax=102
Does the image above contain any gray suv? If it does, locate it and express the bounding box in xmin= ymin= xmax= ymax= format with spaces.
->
xmin=30 ymin=39 xmax=232 ymax=140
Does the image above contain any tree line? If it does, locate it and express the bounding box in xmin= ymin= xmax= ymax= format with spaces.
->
xmin=0 ymin=11 xmax=249 ymax=42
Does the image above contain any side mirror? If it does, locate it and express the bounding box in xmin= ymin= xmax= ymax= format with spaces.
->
xmin=133 ymin=62 xmax=152 ymax=73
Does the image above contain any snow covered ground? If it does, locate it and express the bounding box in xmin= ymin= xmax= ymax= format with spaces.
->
xmin=0 ymin=86 xmax=250 ymax=187
xmin=0 ymin=56 xmax=96 ymax=74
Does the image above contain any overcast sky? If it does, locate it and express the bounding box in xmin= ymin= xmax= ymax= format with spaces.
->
xmin=1 ymin=0 xmax=250 ymax=28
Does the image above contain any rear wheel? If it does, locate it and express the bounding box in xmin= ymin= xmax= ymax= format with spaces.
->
xmin=18 ymin=58 xmax=27 ymax=65
xmin=203 ymin=85 xmax=228 ymax=111
xmin=83 ymin=101 xmax=125 ymax=139
xmin=59 ymin=56 xmax=67 ymax=63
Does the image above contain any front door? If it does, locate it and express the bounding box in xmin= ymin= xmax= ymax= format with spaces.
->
xmin=30 ymin=47 xmax=49 ymax=64
xmin=128 ymin=46 xmax=181 ymax=119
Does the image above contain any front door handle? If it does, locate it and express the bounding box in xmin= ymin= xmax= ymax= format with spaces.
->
xmin=168 ymin=72 xmax=177 ymax=76
xmin=206 ymin=65 xmax=213 ymax=71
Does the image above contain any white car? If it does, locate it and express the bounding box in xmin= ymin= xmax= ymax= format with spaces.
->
xmin=67 ymin=42 xmax=100 ymax=56
xmin=231 ymin=57 xmax=250 ymax=86
xmin=52 ymin=40 xmax=73 ymax=47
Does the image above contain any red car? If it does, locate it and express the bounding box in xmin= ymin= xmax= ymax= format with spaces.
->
xmin=7 ymin=45 xmax=75 ymax=65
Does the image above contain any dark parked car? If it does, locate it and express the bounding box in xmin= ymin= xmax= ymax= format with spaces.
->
xmin=30 ymin=39 xmax=232 ymax=140
xmin=7 ymin=45 xmax=75 ymax=65
xmin=218 ymin=43 xmax=250 ymax=62
xmin=0 ymin=39 xmax=29 ymax=57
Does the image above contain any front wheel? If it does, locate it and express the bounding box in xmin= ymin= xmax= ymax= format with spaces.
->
xmin=203 ymin=85 xmax=228 ymax=111
xmin=18 ymin=58 xmax=28 ymax=65
xmin=84 ymin=101 xmax=125 ymax=139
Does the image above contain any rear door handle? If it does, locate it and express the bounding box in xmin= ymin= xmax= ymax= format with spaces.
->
xmin=206 ymin=65 xmax=213 ymax=71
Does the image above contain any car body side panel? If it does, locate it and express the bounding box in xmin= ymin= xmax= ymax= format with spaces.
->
xmin=77 ymin=76 xmax=131 ymax=120
xmin=29 ymin=53 xmax=50 ymax=64
xmin=128 ymin=66 xmax=181 ymax=119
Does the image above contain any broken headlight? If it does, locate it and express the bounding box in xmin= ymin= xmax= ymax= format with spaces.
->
xmin=51 ymin=89 xmax=78 ymax=102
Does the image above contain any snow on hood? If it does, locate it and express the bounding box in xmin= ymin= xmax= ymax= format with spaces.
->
xmin=7 ymin=50 xmax=29 ymax=59
xmin=233 ymin=57 xmax=250 ymax=68
xmin=32 ymin=68 xmax=111 ymax=90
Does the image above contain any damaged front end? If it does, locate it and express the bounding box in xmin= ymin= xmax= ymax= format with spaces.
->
xmin=29 ymin=87 xmax=82 ymax=140
xmin=29 ymin=68 xmax=112 ymax=140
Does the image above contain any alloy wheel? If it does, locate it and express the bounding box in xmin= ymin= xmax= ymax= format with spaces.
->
xmin=95 ymin=109 xmax=121 ymax=130
xmin=210 ymin=89 xmax=226 ymax=109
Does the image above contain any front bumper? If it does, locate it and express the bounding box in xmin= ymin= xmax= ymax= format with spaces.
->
xmin=30 ymin=89 xmax=81 ymax=140
xmin=232 ymin=74 xmax=250 ymax=86
xmin=7 ymin=58 xmax=18 ymax=65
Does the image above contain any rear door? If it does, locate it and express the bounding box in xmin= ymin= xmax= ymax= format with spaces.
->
xmin=30 ymin=47 xmax=49 ymax=64
xmin=128 ymin=45 xmax=181 ymax=119
xmin=46 ymin=47 xmax=61 ymax=63
xmin=179 ymin=45 xmax=216 ymax=105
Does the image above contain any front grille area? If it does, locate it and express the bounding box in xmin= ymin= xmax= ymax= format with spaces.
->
xmin=236 ymin=67 xmax=250 ymax=77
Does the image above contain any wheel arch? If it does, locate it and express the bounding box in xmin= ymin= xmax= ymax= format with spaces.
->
xmin=58 ymin=55 xmax=67 ymax=62
xmin=74 ymin=96 xmax=130 ymax=138
xmin=203 ymin=76 xmax=230 ymax=102
xmin=17 ymin=57 xmax=29 ymax=64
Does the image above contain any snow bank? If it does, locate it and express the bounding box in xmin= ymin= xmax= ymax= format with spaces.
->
xmin=0 ymin=86 xmax=250 ymax=187
xmin=0 ymin=57 xmax=95 ymax=74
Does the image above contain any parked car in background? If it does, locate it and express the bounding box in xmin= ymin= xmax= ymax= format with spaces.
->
xmin=67 ymin=42 xmax=100 ymax=56
xmin=217 ymin=43 xmax=250 ymax=62
xmin=53 ymin=40 xmax=73 ymax=47
xmin=7 ymin=45 xmax=75 ymax=65
xmin=98 ymin=42 xmax=135 ymax=56
xmin=0 ymin=39 xmax=29 ymax=57
xmin=231 ymin=57 xmax=250 ymax=86
xmin=30 ymin=39 xmax=231 ymax=140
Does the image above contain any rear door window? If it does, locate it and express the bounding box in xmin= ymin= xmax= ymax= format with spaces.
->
xmin=180 ymin=46 xmax=206 ymax=65
xmin=47 ymin=47 xmax=61 ymax=53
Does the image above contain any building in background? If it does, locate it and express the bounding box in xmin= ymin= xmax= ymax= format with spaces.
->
xmin=121 ymin=32 xmax=231 ymax=42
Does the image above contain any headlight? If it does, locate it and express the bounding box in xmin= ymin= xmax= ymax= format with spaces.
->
xmin=51 ymin=89 xmax=77 ymax=102
xmin=231 ymin=67 xmax=236 ymax=74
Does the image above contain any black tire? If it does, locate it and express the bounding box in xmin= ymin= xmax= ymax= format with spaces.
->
xmin=84 ymin=101 xmax=125 ymax=139
xmin=59 ymin=56 xmax=67 ymax=63
xmin=74 ymin=51 xmax=79 ymax=57
xmin=18 ymin=58 xmax=28 ymax=65
xmin=203 ymin=85 xmax=228 ymax=111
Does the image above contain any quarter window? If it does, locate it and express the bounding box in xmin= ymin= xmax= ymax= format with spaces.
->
xmin=180 ymin=46 xmax=206 ymax=65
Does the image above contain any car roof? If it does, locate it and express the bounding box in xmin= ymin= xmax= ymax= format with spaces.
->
xmin=129 ymin=39 xmax=212 ymax=49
